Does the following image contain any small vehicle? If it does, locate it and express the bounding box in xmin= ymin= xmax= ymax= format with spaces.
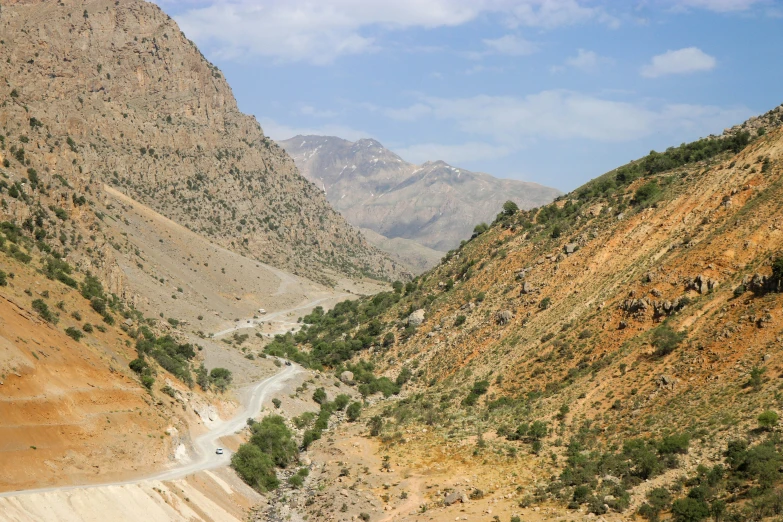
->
xmin=215 ymin=448 xmax=224 ymax=455
xmin=285 ymin=361 xmax=292 ymax=366
xmin=258 ymin=308 xmax=267 ymax=315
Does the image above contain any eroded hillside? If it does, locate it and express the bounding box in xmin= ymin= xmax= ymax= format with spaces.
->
xmin=0 ymin=0 xmax=407 ymax=284
xmin=274 ymin=107 xmax=783 ymax=521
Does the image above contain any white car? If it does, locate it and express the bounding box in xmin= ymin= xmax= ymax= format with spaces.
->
xmin=215 ymin=448 xmax=224 ymax=455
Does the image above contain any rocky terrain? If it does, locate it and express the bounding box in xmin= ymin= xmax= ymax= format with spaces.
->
xmin=281 ymin=135 xmax=561 ymax=260
xmin=0 ymin=0 xmax=393 ymax=512
xmin=269 ymin=106 xmax=783 ymax=521
xmin=0 ymin=0 xmax=407 ymax=285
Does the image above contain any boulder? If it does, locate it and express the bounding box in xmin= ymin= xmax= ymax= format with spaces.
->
xmin=521 ymin=282 xmax=534 ymax=295
xmin=564 ymin=243 xmax=577 ymax=254
xmin=339 ymin=371 xmax=354 ymax=384
xmin=407 ymin=309 xmax=426 ymax=326
xmin=496 ymin=310 xmax=513 ymax=325
xmin=444 ymin=491 xmax=464 ymax=506
xmin=658 ymin=374 xmax=676 ymax=390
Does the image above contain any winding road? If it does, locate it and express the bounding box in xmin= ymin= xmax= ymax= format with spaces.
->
xmin=212 ymin=294 xmax=349 ymax=338
xmin=0 ymin=363 xmax=301 ymax=499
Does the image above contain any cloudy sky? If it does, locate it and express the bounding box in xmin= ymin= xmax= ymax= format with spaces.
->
xmin=155 ymin=0 xmax=783 ymax=191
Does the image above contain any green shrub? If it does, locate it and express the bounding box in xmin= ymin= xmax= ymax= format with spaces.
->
xmin=347 ymin=401 xmax=362 ymax=421
xmin=634 ymin=181 xmax=661 ymax=206
xmin=287 ymin=474 xmax=304 ymax=488
xmin=32 ymin=299 xmax=57 ymax=323
xmin=312 ymin=387 xmax=327 ymax=404
xmin=210 ymin=367 xmax=232 ymax=392
xmin=249 ymin=415 xmax=298 ymax=468
xmin=758 ymin=410 xmax=779 ymax=430
xmin=272 ymin=398 xmax=281 ymax=409
xmin=671 ymin=497 xmax=709 ymax=522
xmin=651 ymin=325 xmax=685 ymax=357
xmin=334 ymin=394 xmax=350 ymax=410
xmin=454 ymin=315 xmax=466 ymax=326
xmin=231 ymin=444 xmax=279 ymax=492
xmin=64 ymin=327 xmax=84 ymax=341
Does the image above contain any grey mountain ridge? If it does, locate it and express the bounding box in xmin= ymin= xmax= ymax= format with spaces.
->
xmin=281 ymin=135 xmax=562 ymax=259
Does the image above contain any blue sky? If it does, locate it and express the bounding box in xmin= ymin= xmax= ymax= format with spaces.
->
xmin=155 ymin=0 xmax=783 ymax=191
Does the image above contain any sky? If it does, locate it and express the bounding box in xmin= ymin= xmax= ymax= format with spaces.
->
xmin=154 ymin=0 xmax=783 ymax=191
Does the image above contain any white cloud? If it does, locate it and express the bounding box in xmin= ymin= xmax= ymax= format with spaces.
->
xmin=640 ymin=47 xmax=716 ymax=78
xmin=299 ymin=105 xmax=338 ymax=118
xmin=667 ymin=0 xmax=766 ymax=12
xmin=383 ymin=103 xmax=433 ymax=121
xmin=394 ymin=142 xmax=513 ymax=165
xmin=380 ymin=91 xmax=750 ymax=144
xmin=259 ymin=117 xmax=371 ymax=142
xmin=551 ymin=48 xmax=612 ymax=73
xmin=482 ymin=34 xmax=538 ymax=56
xmin=505 ymin=0 xmax=620 ymax=28
xmin=164 ymin=0 xmax=620 ymax=64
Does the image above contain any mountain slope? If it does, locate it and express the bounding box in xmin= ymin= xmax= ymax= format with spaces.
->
xmin=281 ymin=106 xmax=783 ymax=521
xmin=280 ymin=135 xmax=561 ymax=252
xmin=0 ymin=0 xmax=407 ymax=284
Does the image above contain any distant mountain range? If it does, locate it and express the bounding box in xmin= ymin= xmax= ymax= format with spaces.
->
xmin=281 ymin=136 xmax=561 ymax=270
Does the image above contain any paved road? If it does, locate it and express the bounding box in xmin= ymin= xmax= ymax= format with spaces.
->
xmin=0 ymin=363 xmax=301 ymax=498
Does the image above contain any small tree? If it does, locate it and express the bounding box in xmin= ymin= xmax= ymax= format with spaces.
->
xmin=758 ymin=410 xmax=779 ymax=431
xmin=502 ymin=200 xmax=519 ymax=216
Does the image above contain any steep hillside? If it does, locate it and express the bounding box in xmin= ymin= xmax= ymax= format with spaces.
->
xmin=281 ymin=135 xmax=561 ymax=253
xmin=274 ymin=106 xmax=783 ymax=521
xmin=359 ymin=227 xmax=444 ymax=275
xmin=0 ymin=0 xmax=407 ymax=284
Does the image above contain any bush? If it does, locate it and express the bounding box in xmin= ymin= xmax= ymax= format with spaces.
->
xmin=658 ymin=433 xmax=690 ymax=455
xmin=231 ymin=444 xmax=279 ymax=492
xmin=347 ymin=401 xmax=362 ymax=421
xmin=758 ymin=410 xmax=779 ymax=430
xmin=64 ymin=327 xmax=84 ymax=341
xmin=334 ymin=393 xmax=350 ymax=410
xmin=539 ymin=297 xmax=552 ymax=310
xmin=454 ymin=315 xmax=466 ymax=327
xmin=287 ymin=474 xmax=304 ymax=488
xmin=312 ymin=387 xmax=327 ymax=404
xmin=249 ymin=415 xmax=298 ymax=467
xmin=671 ymin=497 xmax=710 ymax=522
xmin=634 ymin=181 xmax=661 ymax=206
xmin=210 ymin=367 xmax=233 ymax=392
xmin=651 ymin=325 xmax=685 ymax=357
xmin=272 ymin=398 xmax=282 ymax=409
xmin=129 ymin=358 xmax=149 ymax=374
xmin=82 ymin=323 xmax=93 ymax=333
xmin=0 ymin=270 xmax=6 ymax=286
xmin=32 ymin=299 xmax=57 ymax=323
xmin=368 ymin=415 xmax=384 ymax=436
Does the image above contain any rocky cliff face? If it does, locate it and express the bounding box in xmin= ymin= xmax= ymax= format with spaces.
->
xmin=0 ymin=0 xmax=406 ymax=284
xmin=281 ymin=135 xmax=561 ymax=252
